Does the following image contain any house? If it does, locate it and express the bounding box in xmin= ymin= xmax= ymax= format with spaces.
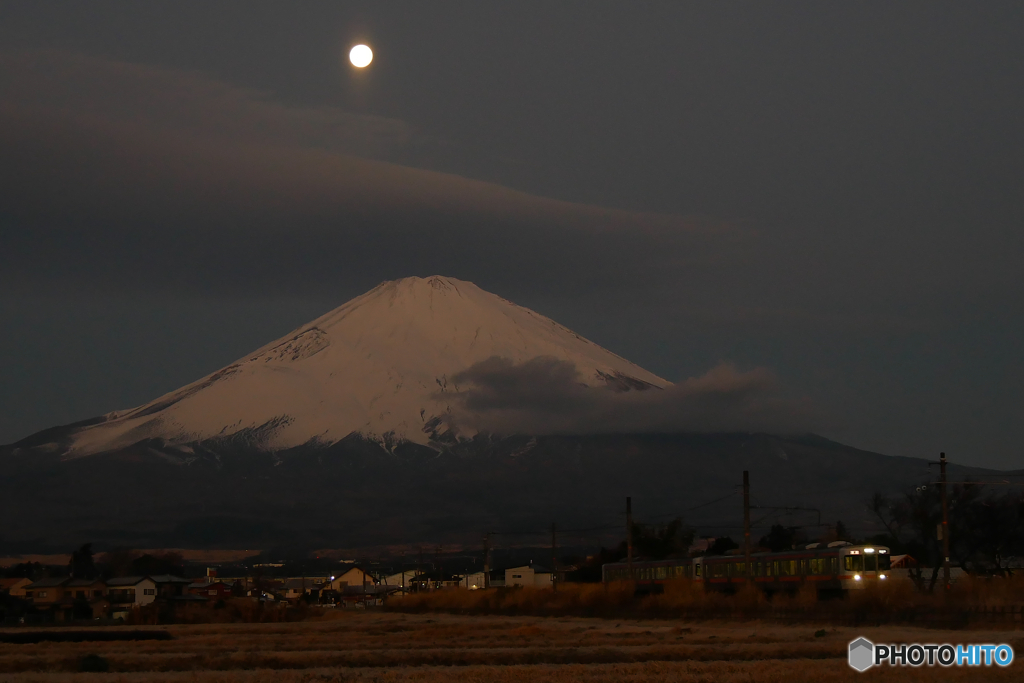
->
xmin=889 ymin=554 xmax=917 ymax=569
xmin=0 ymin=577 xmax=32 ymax=597
xmin=150 ymin=575 xmax=193 ymax=598
xmin=460 ymin=571 xmax=488 ymax=589
xmin=106 ymin=576 xmax=158 ymax=609
xmin=66 ymin=578 xmax=106 ymax=602
xmin=282 ymin=578 xmax=321 ymax=601
xmin=887 ymin=555 xmax=918 ymax=582
xmin=187 ymin=580 xmax=234 ymax=600
xmin=333 ymin=584 xmax=394 ymax=607
xmin=23 ymin=577 xmax=108 ymax=621
xmin=505 ymin=564 xmax=553 ymax=588
xmin=24 ymin=577 xmax=70 ymax=606
xmin=328 ymin=566 xmax=377 ymax=592
xmin=66 ymin=578 xmax=109 ymax=619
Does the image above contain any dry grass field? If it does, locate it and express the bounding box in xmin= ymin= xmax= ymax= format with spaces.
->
xmin=391 ymin=577 xmax=1024 ymax=628
xmin=1 ymin=608 xmax=1021 ymax=682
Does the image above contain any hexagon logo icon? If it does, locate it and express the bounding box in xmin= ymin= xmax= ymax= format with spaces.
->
xmin=848 ymin=637 xmax=875 ymax=672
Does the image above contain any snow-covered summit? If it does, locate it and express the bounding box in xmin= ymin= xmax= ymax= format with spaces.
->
xmin=66 ymin=276 xmax=669 ymax=457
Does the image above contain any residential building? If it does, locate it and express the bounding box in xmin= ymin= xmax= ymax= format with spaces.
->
xmin=150 ymin=575 xmax=192 ymax=598
xmin=66 ymin=578 xmax=106 ymax=602
xmin=459 ymin=571 xmax=487 ymax=589
xmin=505 ymin=564 xmax=553 ymax=588
xmin=187 ymin=580 xmax=234 ymax=600
xmin=23 ymin=577 xmax=70 ymax=606
xmin=106 ymin=576 xmax=158 ymax=608
xmin=282 ymin=578 xmax=321 ymax=601
xmin=66 ymin=578 xmax=109 ymax=619
xmin=328 ymin=566 xmax=377 ymax=591
xmin=23 ymin=577 xmax=108 ymax=621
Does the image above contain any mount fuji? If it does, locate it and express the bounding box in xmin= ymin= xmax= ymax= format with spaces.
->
xmin=43 ymin=276 xmax=668 ymax=459
xmin=0 ymin=277 xmax=1010 ymax=551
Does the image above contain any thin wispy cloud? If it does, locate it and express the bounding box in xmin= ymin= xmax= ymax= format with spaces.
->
xmin=0 ymin=50 xmax=730 ymax=298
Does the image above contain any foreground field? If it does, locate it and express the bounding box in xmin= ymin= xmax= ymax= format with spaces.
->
xmin=1 ymin=611 xmax=1021 ymax=682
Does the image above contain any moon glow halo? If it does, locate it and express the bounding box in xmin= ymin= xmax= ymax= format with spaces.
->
xmin=349 ymin=44 xmax=373 ymax=68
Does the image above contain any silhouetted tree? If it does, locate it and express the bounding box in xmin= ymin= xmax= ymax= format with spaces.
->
xmin=98 ymin=549 xmax=139 ymax=578
xmin=96 ymin=549 xmax=185 ymax=578
xmin=870 ymin=485 xmax=1024 ymax=589
xmin=630 ymin=518 xmax=695 ymax=559
xmin=563 ymin=546 xmax=626 ymax=582
xmin=1 ymin=561 xmax=43 ymax=580
xmin=69 ymin=543 xmax=97 ymax=579
xmin=759 ymin=525 xmax=797 ymax=552
xmin=132 ymin=551 xmax=184 ymax=576
xmin=709 ymin=536 xmax=738 ymax=555
xmin=870 ymin=487 xmax=943 ymax=590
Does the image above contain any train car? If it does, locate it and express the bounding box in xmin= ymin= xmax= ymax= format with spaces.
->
xmin=602 ymin=542 xmax=891 ymax=595
xmin=602 ymin=558 xmax=694 ymax=589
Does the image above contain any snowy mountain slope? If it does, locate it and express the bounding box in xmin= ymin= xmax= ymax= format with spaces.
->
xmin=62 ymin=276 xmax=669 ymax=457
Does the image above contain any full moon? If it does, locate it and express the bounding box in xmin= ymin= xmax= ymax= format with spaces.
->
xmin=349 ymin=44 xmax=373 ymax=68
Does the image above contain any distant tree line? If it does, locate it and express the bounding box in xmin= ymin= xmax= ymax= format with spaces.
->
xmin=870 ymin=485 xmax=1024 ymax=590
xmin=0 ymin=545 xmax=187 ymax=581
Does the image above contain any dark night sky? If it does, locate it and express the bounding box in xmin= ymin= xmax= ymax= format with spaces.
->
xmin=1 ymin=2 xmax=1022 ymax=468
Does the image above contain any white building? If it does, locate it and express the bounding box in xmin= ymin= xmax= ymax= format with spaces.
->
xmin=460 ymin=571 xmax=487 ymax=589
xmin=505 ymin=564 xmax=553 ymax=588
xmin=106 ymin=576 xmax=157 ymax=606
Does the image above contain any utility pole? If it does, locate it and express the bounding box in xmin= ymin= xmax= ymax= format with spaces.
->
xmin=743 ymin=470 xmax=752 ymax=583
xmin=483 ymin=533 xmax=492 ymax=589
xmin=551 ymin=523 xmax=558 ymax=592
xmin=626 ymin=496 xmax=634 ymax=580
xmin=436 ymin=544 xmax=443 ymax=591
xmin=940 ymin=452 xmax=950 ymax=591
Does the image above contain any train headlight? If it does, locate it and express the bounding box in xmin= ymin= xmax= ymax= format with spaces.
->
xmin=854 ymin=574 xmax=862 ymax=581
xmin=879 ymin=574 xmax=887 ymax=580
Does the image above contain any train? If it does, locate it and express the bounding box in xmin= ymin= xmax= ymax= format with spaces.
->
xmin=601 ymin=542 xmax=891 ymax=594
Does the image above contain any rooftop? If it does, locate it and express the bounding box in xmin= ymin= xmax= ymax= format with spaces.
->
xmin=106 ymin=576 xmax=149 ymax=587
xmin=26 ymin=577 xmax=68 ymax=588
